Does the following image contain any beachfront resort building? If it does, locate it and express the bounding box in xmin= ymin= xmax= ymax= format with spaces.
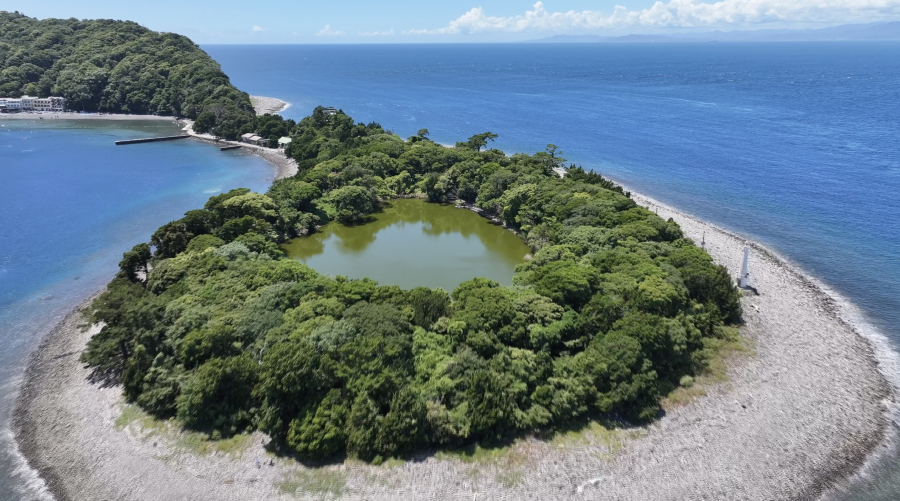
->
xmin=0 ymin=96 xmax=66 ymax=113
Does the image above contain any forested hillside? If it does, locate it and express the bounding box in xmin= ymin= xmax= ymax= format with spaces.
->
xmin=0 ymin=11 xmax=253 ymax=137
xmin=83 ymin=108 xmax=742 ymax=462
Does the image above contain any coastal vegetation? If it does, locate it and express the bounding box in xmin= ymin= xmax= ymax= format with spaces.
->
xmin=81 ymin=107 xmax=742 ymax=462
xmin=0 ymin=11 xmax=257 ymax=138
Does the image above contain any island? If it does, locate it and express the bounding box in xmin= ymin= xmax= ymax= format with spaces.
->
xmin=77 ymin=109 xmax=746 ymax=457
xmin=8 ymin=13 xmax=893 ymax=501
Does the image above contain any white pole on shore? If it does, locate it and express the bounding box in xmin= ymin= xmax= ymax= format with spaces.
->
xmin=740 ymin=247 xmax=751 ymax=289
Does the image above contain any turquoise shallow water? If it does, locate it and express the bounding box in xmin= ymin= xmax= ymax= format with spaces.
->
xmin=207 ymin=42 xmax=898 ymax=499
xmin=0 ymin=119 xmax=274 ymax=499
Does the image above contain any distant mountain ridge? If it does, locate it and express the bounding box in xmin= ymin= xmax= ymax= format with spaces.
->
xmin=526 ymin=22 xmax=900 ymax=43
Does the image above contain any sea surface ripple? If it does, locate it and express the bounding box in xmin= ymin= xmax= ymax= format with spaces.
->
xmin=206 ymin=42 xmax=900 ymax=500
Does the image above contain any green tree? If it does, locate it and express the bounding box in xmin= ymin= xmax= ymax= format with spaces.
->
xmin=0 ymin=12 xmax=255 ymax=131
xmin=119 ymin=243 xmax=151 ymax=282
xmin=326 ymin=185 xmax=375 ymax=224
xmin=460 ymin=132 xmax=498 ymax=152
xmin=176 ymin=356 xmax=259 ymax=435
xmin=81 ymin=106 xmax=744 ymax=461
xmin=286 ymin=389 xmax=349 ymax=460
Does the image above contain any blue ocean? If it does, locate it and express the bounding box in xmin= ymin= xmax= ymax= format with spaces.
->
xmin=2 ymin=42 xmax=899 ymax=499
xmin=0 ymin=120 xmax=274 ymax=499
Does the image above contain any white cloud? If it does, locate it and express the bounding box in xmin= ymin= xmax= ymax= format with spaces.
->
xmin=408 ymin=0 xmax=900 ymax=34
xmin=316 ymin=25 xmax=346 ymax=36
xmin=360 ymin=29 xmax=396 ymax=37
xmin=252 ymin=25 xmax=265 ymax=32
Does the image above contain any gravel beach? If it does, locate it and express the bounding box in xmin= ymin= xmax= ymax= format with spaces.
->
xmin=250 ymin=95 xmax=290 ymax=115
xmin=13 ymin=186 xmax=895 ymax=500
xmin=179 ymin=95 xmax=299 ymax=180
xmin=185 ymin=129 xmax=299 ymax=181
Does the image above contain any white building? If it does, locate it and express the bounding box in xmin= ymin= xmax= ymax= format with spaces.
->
xmin=0 ymin=95 xmax=66 ymax=113
xmin=27 ymin=96 xmax=65 ymax=112
xmin=0 ymin=98 xmax=23 ymax=112
xmin=277 ymin=137 xmax=292 ymax=149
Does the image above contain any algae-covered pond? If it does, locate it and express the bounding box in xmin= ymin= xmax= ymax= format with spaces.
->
xmin=283 ymin=199 xmax=531 ymax=292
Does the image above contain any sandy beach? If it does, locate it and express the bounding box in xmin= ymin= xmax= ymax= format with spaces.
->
xmin=0 ymin=96 xmax=297 ymax=180
xmin=0 ymin=94 xmax=288 ymax=122
xmin=0 ymin=112 xmax=177 ymax=121
xmin=12 ymin=176 xmax=895 ymax=500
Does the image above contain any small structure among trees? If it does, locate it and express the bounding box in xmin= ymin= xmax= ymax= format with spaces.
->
xmin=240 ymin=133 xmax=268 ymax=147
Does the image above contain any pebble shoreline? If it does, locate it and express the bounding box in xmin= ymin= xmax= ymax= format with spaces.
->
xmin=184 ymin=95 xmax=299 ymax=181
xmin=11 ymin=137 xmax=896 ymax=500
xmin=249 ymin=96 xmax=291 ymax=116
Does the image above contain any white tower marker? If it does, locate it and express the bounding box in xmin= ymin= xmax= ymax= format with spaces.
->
xmin=739 ymin=247 xmax=751 ymax=289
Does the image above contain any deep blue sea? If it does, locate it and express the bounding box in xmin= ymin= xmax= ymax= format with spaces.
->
xmin=204 ymin=42 xmax=900 ymax=500
xmin=2 ymin=42 xmax=899 ymax=499
xmin=0 ymin=120 xmax=274 ymax=499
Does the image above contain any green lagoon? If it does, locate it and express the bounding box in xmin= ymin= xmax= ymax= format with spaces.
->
xmin=283 ymin=199 xmax=531 ymax=292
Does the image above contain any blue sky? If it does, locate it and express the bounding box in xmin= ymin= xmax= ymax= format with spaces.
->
xmin=8 ymin=0 xmax=900 ymax=43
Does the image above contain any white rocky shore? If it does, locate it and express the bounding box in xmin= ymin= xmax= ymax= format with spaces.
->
xmin=185 ymin=126 xmax=299 ymax=181
xmin=13 ymin=185 xmax=894 ymax=500
xmin=250 ymin=95 xmax=290 ymax=115
xmin=178 ymin=95 xmax=298 ymax=180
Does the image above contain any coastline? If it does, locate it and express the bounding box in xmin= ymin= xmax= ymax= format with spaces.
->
xmin=0 ymin=97 xmax=297 ymax=180
xmin=0 ymin=113 xmax=176 ymax=121
xmin=250 ymin=96 xmax=290 ymax=115
xmin=183 ymin=126 xmax=298 ymax=181
xmin=12 ymin=298 xmax=99 ymax=501
xmin=629 ymin=191 xmax=895 ymax=499
xmin=0 ymin=95 xmax=288 ymax=122
xmin=184 ymin=95 xmax=298 ymax=180
xmin=12 ymin=181 xmax=894 ymax=499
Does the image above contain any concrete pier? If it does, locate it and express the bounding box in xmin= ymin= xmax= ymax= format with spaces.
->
xmin=115 ymin=135 xmax=189 ymax=145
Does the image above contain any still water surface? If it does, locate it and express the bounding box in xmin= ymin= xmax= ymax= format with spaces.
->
xmin=284 ymin=199 xmax=531 ymax=293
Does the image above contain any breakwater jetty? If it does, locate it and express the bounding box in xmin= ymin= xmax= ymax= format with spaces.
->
xmin=114 ymin=135 xmax=189 ymax=145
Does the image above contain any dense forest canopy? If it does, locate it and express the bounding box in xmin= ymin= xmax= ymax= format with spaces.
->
xmin=83 ymin=107 xmax=742 ymax=462
xmin=0 ymin=11 xmax=253 ymax=137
